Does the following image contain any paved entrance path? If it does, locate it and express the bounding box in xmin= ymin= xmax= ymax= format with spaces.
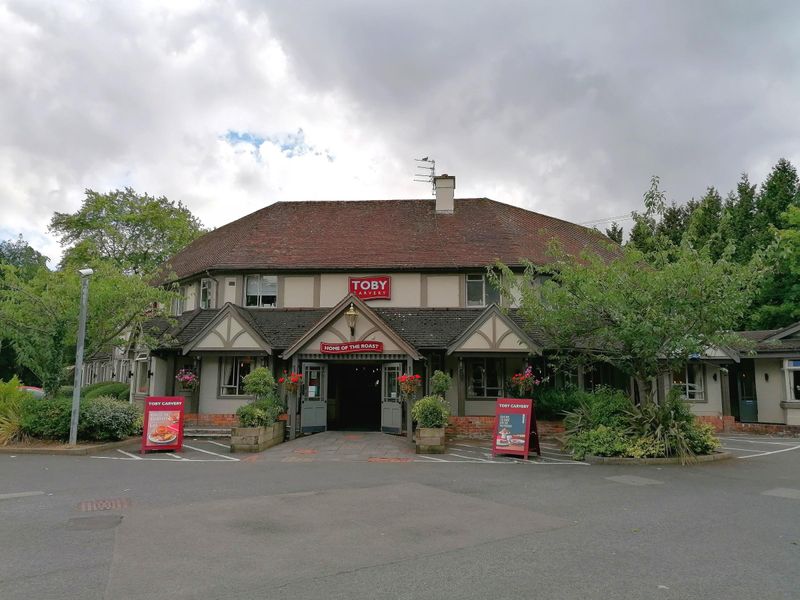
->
xmin=256 ymin=431 xmax=417 ymax=463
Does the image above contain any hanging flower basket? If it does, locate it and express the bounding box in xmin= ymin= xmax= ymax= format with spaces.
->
xmin=398 ymin=373 xmax=422 ymax=401
xmin=175 ymin=368 xmax=199 ymax=391
xmin=278 ymin=371 xmax=303 ymax=394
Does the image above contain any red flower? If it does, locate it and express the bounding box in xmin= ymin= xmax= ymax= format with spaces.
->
xmin=414 ymin=374 xmax=421 ymax=379
xmin=278 ymin=377 xmax=285 ymax=383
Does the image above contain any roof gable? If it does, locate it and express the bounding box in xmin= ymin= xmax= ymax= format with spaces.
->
xmin=181 ymin=303 xmax=271 ymax=355
xmin=446 ymin=305 xmax=540 ymax=355
xmin=281 ymin=295 xmax=421 ymax=359
xmin=764 ymin=321 xmax=800 ymax=342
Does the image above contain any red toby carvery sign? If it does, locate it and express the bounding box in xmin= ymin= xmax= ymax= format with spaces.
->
xmin=349 ymin=276 xmax=391 ymax=300
xmin=320 ymin=341 xmax=384 ymax=354
xmin=141 ymin=396 xmax=185 ymax=454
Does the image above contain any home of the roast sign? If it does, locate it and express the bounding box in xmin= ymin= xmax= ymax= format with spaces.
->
xmin=349 ymin=276 xmax=391 ymax=300
xmin=320 ymin=341 xmax=384 ymax=354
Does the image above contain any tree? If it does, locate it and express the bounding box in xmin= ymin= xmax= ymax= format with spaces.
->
xmin=754 ymin=158 xmax=799 ymax=246
xmin=605 ymin=222 xmax=624 ymax=244
xmin=49 ymin=188 xmax=205 ymax=275
xmin=491 ymin=243 xmax=765 ymax=404
xmin=685 ymin=187 xmax=724 ymax=259
xmin=0 ymin=235 xmax=48 ymax=280
xmin=719 ymin=174 xmax=758 ymax=264
xmin=0 ymin=262 xmax=173 ymax=395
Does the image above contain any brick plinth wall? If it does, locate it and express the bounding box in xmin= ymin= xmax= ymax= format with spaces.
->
xmin=447 ymin=416 xmax=564 ymax=439
xmin=695 ymin=415 xmax=800 ymax=436
xmin=184 ymin=413 xmax=239 ymax=427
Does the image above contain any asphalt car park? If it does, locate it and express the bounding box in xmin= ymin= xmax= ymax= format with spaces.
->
xmin=716 ymin=433 xmax=800 ymax=459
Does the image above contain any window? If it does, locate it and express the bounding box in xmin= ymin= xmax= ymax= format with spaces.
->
xmin=200 ymin=278 xmax=214 ymax=309
xmin=466 ymin=274 xmax=500 ymax=307
xmin=245 ymin=275 xmax=277 ymax=307
xmin=172 ymin=286 xmax=186 ymax=315
xmin=467 ymin=358 xmax=505 ymax=398
xmin=135 ymin=356 xmax=149 ymax=394
xmin=784 ymin=360 xmax=800 ymax=401
xmin=219 ymin=356 xmax=255 ymax=395
xmin=672 ymin=363 xmax=705 ymax=402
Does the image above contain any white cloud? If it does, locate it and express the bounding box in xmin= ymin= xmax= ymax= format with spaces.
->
xmin=1 ymin=0 xmax=799 ymax=264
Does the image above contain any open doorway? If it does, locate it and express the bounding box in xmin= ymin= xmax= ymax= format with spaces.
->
xmin=328 ymin=364 xmax=381 ymax=430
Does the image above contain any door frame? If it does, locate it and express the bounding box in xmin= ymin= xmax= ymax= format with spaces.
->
xmin=381 ymin=362 xmax=403 ymax=434
xmin=301 ymin=362 xmax=328 ymax=433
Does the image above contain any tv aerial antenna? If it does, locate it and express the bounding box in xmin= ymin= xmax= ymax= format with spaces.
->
xmin=413 ymin=157 xmax=436 ymax=196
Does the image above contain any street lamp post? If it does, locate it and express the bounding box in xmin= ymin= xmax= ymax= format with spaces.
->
xmin=69 ymin=268 xmax=93 ymax=446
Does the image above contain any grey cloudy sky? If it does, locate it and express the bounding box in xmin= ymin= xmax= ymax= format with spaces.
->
xmin=1 ymin=0 xmax=799 ymax=264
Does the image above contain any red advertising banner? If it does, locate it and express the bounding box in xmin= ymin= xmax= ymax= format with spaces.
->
xmin=491 ymin=398 xmax=537 ymax=460
xmin=141 ymin=396 xmax=185 ymax=454
xmin=320 ymin=341 xmax=384 ymax=354
xmin=349 ymin=276 xmax=391 ymax=300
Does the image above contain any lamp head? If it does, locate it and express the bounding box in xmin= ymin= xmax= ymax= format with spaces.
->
xmin=78 ymin=268 xmax=94 ymax=277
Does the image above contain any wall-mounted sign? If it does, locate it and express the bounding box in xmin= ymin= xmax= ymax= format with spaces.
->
xmin=349 ymin=276 xmax=391 ymax=300
xmin=320 ymin=341 xmax=384 ymax=354
xmin=141 ymin=396 xmax=185 ymax=454
xmin=491 ymin=398 xmax=540 ymax=460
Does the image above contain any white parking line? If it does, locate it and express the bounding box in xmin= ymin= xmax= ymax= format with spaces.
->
xmin=722 ymin=446 xmax=766 ymax=452
xmin=718 ymin=437 xmax=800 ymax=445
xmin=117 ymin=450 xmax=143 ymax=460
xmin=182 ymin=443 xmax=239 ymax=461
xmin=416 ymin=455 xmax=448 ymax=462
xmin=449 ymin=453 xmax=493 ymax=462
xmin=205 ymin=440 xmax=231 ymax=449
xmin=92 ymin=456 xmax=234 ymax=462
xmin=166 ymin=453 xmax=186 ymax=460
xmin=737 ymin=445 xmax=800 ymax=459
xmin=0 ymin=491 xmax=45 ymax=501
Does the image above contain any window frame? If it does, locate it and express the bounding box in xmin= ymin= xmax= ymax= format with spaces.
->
xmin=218 ymin=355 xmax=258 ymax=397
xmin=466 ymin=357 xmax=505 ymax=399
xmin=172 ymin=285 xmax=186 ymax=315
xmin=466 ymin=274 xmax=499 ymax=308
xmin=134 ymin=357 xmax=150 ymax=395
xmin=783 ymin=360 xmax=800 ymax=402
xmin=199 ymin=278 xmax=214 ymax=309
xmin=244 ymin=274 xmax=278 ymax=308
xmin=672 ymin=363 xmax=705 ymax=403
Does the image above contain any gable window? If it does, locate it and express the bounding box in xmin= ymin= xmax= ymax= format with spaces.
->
xmin=466 ymin=357 xmax=505 ymax=398
xmin=134 ymin=354 xmax=149 ymax=395
xmin=784 ymin=360 xmax=800 ymax=401
xmin=245 ymin=275 xmax=277 ymax=308
xmin=672 ymin=363 xmax=705 ymax=402
xmin=200 ymin=278 xmax=214 ymax=309
xmin=466 ymin=274 xmax=500 ymax=308
xmin=219 ymin=356 xmax=255 ymax=396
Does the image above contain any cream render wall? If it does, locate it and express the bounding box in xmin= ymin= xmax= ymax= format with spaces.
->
xmin=426 ymin=275 xmax=460 ymax=307
xmin=283 ymin=276 xmax=316 ymax=307
xmin=754 ymin=359 xmax=785 ymax=423
xmin=690 ymin=364 xmax=723 ymax=417
xmin=298 ymin=311 xmax=407 ymax=355
xmin=197 ymin=354 xmax=255 ymax=414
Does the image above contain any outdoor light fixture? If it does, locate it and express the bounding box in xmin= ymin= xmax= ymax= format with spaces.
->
xmin=69 ymin=267 xmax=93 ymax=446
xmin=345 ymin=303 xmax=358 ymax=339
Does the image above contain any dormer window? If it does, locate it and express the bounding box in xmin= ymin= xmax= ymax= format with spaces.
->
xmin=245 ymin=274 xmax=277 ymax=308
xmin=466 ymin=274 xmax=500 ymax=308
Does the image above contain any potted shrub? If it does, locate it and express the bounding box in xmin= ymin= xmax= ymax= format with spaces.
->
xmin=411 ymin=394 xmax=450 ymax=454
xmin=230 ymin=368 xmax=284 ymax=452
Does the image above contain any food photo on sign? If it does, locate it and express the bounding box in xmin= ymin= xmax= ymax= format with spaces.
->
xmin=141 ymin=397 xmax=185 ymax=454
xmin=496 ymin=413 xmax=527 ymax=447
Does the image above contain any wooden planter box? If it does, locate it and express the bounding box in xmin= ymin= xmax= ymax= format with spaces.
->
xmin=416 ymin=427 xmax=446 ymax=454
xmin=230 ymin=422 xmax=285 ymax=453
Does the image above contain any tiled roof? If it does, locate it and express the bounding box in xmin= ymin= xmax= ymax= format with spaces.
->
xmin=159 ymin=198 xmax=618 ymax=282
xmin=150 ymin=306 xmax=546 ymax=352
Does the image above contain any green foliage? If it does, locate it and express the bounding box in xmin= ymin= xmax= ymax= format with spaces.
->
xmin=430 ymin=370 xmax=452 ymax=398
xmin=83 ymin=382 xmax=129 ymax=401
xmin=0 ymin=376 xmax=29 ymax=444
xmin=78 ymin=396 xmax=140 ymax=441
xmin=563 ymin=389 xmax=721 ymax=463
xmin=605 ymin=222 xmax=623 ymax=244
xmin=411 ymin=394 xmax=450 ymax=428
xmin=236 ymin=400 xmax=281 ymax=428
xmin=566 ymin=425 xmax=629 ymax=461
xmin=242 ymin=368 xmax=279 ymax=405
xmin=0 ymin=261 xmax=172 ymax=396
xmin=19 ymin=396 xmax=72 ymax=440
xmin=563 ymin=386 xmax=633 ymax=433
xmin=534 ymin=387 xmax=582 ymax=420
xmin=50 ymin=187 xmax=205 ymax=275
xmin=494 ymin=238 xmax=764 ymax=402
xmin=0 ymin=234 xmax=48 ymax=280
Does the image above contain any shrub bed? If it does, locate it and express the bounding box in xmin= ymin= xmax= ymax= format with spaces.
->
xmin=564 ymin=387 xmax=721 ymax=464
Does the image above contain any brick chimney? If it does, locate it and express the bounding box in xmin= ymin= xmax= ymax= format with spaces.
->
xmin=434 ymin=174 xmax=455 ymax=214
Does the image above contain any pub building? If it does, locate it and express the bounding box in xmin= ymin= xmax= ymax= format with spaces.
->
xmin=85 ymin=175 xmax=800 ymax=436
